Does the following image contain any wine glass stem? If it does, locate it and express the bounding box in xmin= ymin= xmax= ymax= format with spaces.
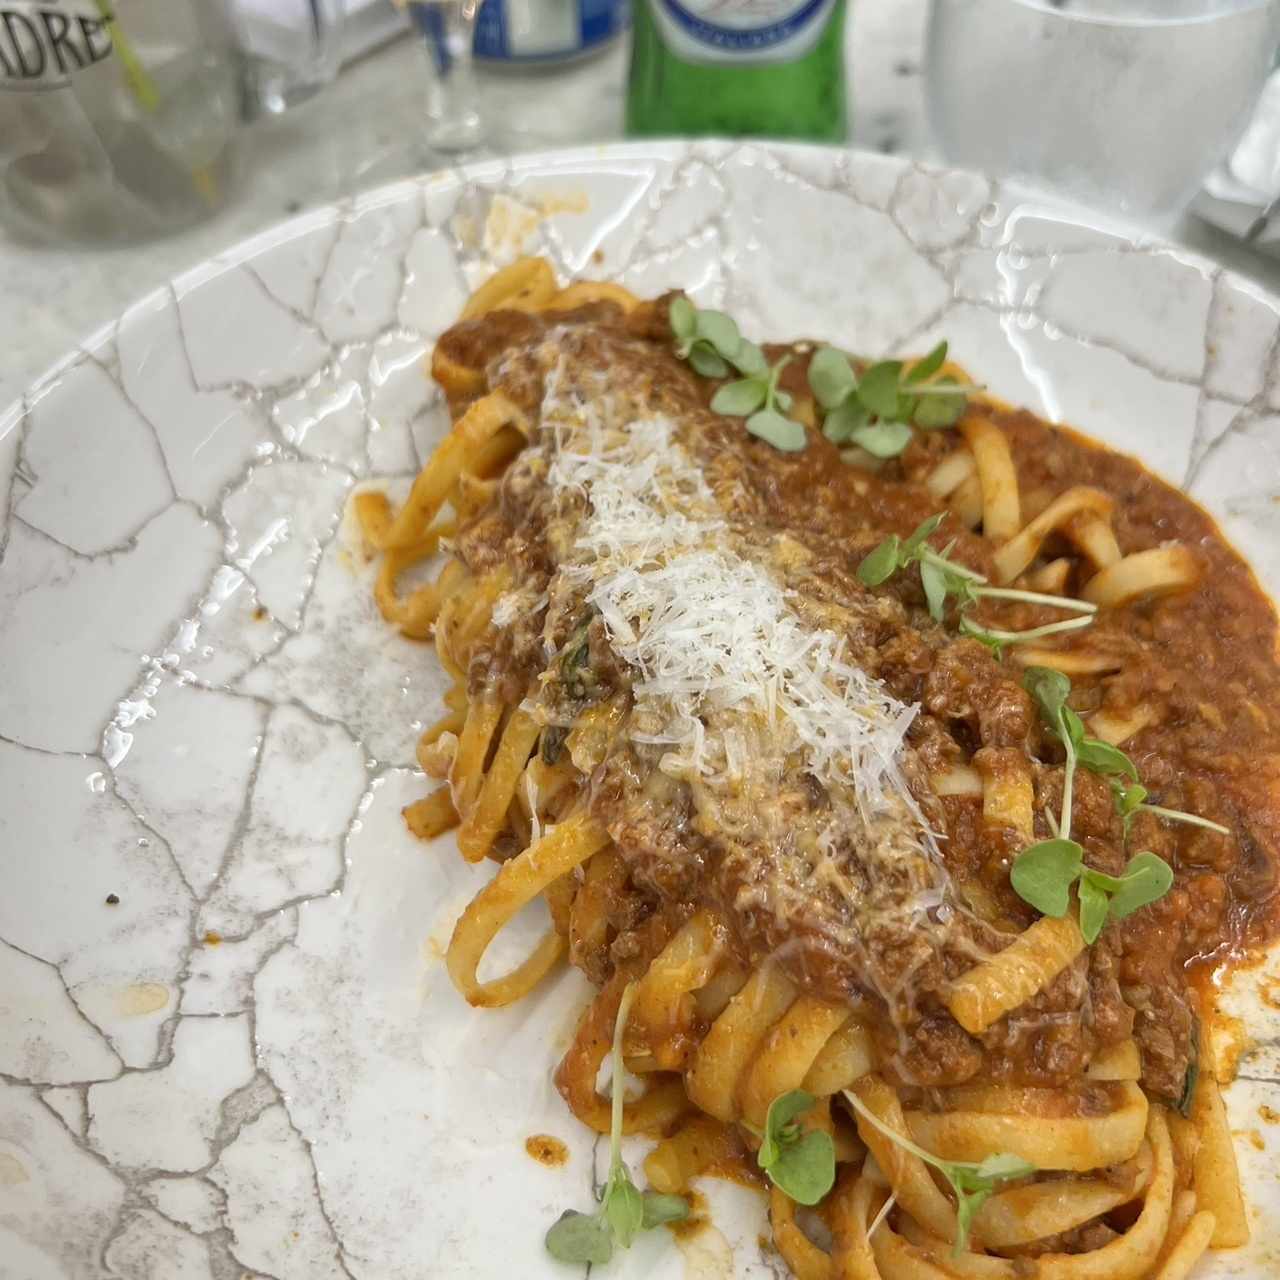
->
xmin=416 ymin=1 xmax=484 ymax=153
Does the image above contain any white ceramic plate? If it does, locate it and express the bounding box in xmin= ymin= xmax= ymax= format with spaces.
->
xmin=3 ymin=142 xmax=1280 ymax=1280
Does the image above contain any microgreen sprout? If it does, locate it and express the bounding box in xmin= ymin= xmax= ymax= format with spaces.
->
xmin=669 ymin=298 xmax=806 ymax=451
xmin=1021 ymin=667 xmax=1230 ymax=839
xmin=843 ymin=1089 xmax=1035 ymax=1255
xmin=745 ymin=1090 xmax=836 ymax=1206
xmin=1011 ymin=840 xmax=1174 ymax=944
xmin=712 ymin=353 xmax=807 ymax=452
xmin=669 ymin=296 xmax=737 ymax=378
xmin=1111 ymin=778 xmax=1230 ymax=838
xmin=808 ymin=341 xmax=980 ymax=458
xmin=856 ymin=513 xmax=1096 ymax=651
xmin=545 ymin=982 xmax=689 ymax=1265
xmin=1008 ymin=666 xmax=1220 ymax=942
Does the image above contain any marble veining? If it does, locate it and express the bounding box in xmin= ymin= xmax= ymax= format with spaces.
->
xmin=1 ymin=142 xmax=1279 ymax=1279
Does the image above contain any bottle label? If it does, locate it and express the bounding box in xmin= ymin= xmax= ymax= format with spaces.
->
xmin=650 ymin=0 xmax=837 ymax=65
xmin=474 ymin=0 xmax=628 ymax=63
xmin=0 ymin=2 xmax=114 ymax=92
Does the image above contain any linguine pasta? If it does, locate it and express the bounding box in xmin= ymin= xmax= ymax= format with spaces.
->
xmin=355 ymin=258 xmax=1280 ymax=1279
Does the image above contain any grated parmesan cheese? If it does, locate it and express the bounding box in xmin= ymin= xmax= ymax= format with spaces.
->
xmin=466 ymin=335 xmax=994 ymax=1079
xmin=537 ymin=361 xmax=918 ymax=812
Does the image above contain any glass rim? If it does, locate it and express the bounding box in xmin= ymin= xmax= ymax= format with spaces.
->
xmin=995 ymin=0 xmax=1278 ymax=28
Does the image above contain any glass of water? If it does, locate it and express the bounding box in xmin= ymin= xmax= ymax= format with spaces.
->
xmin=0 ymin=0 xmax=343 ymax=244
xmin=925 ymin=0 xmax=1280 ymax=221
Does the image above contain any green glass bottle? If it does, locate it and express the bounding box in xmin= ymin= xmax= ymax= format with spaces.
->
xmin=626 ymin=0 xmax=848 ymax=142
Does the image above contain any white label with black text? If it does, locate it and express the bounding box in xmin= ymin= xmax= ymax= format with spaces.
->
xmin=0 ymin=2 xmax=114 ymax=92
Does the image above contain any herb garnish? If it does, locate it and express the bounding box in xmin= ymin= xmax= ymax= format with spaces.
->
xmin=1007 ymin=666 xmax=1222 ymax=941
xmin=711 ymin=353 xmax=807 ymax=452
xmin=669 ymin=296 xmax=737 ymax=379
xmin=545 ymin=982 xmax=690 ymax=1265
xmin=1014 ymin=668 xmax=1144 ymax=940
xmin=746 ymin=1090 xmax=836 ymax=1206
xmin=843 ymin=1088 xmax=1034 ymax=1255
xmin=857 ymin=513 xmax=1095 ymax=653
xmin=1011 ymin=840 xmax=1174 ymax=944
xmin=1110 ymin=779 xmax=1230 ymax=838
xmin=669 ymin=298 xmax=807 ymax=451
xmin=808 ymin=341 xmax=978 ymax=458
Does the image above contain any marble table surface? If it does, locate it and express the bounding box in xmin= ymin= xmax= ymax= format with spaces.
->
xmin=4 ymin=0 xmax=1280 ymax=412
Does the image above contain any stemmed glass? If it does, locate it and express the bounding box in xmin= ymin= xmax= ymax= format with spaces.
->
xmin=399 ymin=0 xmax=486 ymax=153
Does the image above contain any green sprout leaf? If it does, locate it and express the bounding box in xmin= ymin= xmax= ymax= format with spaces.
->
xmin=905 ymin=340 xmax=948 ymax=385
xmin=688 ymin=344 xmax=730 ymax=378
xmin=711 ymin=378 xmax=768 ymax=417
xmin=858 ymin=535 xmax=903 ymax=587
xmin=920 ymin=557 xmax=950 ymax=622
xmin=641 ymin=1193 xmax=691 ymax=1230
xmin=1023 ymin=666 xmax=1072 ymax=730
xmin=674 ymin=304 xmax=806 ymax=450
xmin=668 ymin=296 xmax=696 ymax=343
xmin=1013 ymin=667 xmax=1193 ymax=943
xmin=1031 ymin=670 xmax=1230 ymax=847
xmin=843 ymin=1089 xmax=1034 ymax=1256
xmin=1105 ymin=851 xmax=1174 ymax=920
xmin=901 ymin=512 xmax=947 ymax=557
xmin=857 ymin=360 xmax=906 ymax=419
xmin=694 ymin=309 xmax=740 ymax=355
xmin=1010 ymin=841 xmax=1173 ymax=942
xmin=850 ymin=420 xmax=915 ymax=459
xmin=809 ymin=339 xmax=979 ymax=459
xmin=913 ymin=377 xmax=968 ymax=429
xmin=545 ymin=982 xmax=689 ymax=1266
xmin=759 ymin=1089 xmax=816 ymax=1167
xmin=756 ymin=1090 xmax=836 ymax=1207
xmin=1010 ymin=838 xmax=1084 ymax=918
xmin=960 ymin=614 xmax=1094 ymax=653
xmin=747 ymin=408 xmax=807 ymax=452
xmin=545 ymin=1210 xmax=614 ymax=1265
xmin=733 ymin=339 xmax=769 ymax=377
xmin=771 ymin=1129 xmax=837 ymax=1207
xmin=809 ymin=346 xmax=858 ymax=409
xmin=1075 ymin=737 xmax=1139 ymax=779
xmin=1077 ymin=875 xmax=1110 ymax=943
xmin=821 ymin=397 xmax=871 ymax=444
xmin=856 ymin=536 xmax=1092 ymax=651
xmin=1111 ymin=780 xmax=1149 ymax=836
xmin=603 ymin=1175 xmax=645 ymax=1248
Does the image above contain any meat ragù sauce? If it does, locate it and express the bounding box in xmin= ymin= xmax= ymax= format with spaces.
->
xmin=436 ymin=298 xmax=1280 ymax=1105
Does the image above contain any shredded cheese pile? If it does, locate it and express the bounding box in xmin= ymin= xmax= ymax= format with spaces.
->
xmin=538 ymin=362 xmax=918 ymax=805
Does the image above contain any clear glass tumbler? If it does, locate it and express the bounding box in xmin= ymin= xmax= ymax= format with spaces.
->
xmin=0 ymin=0 xmax=343 ymax=244
xmin=925 ymin=0 xmax=1280 ymax=221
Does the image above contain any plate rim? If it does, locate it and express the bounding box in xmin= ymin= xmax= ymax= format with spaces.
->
xmin=4 ymin=136 xmax=1280 ymax=445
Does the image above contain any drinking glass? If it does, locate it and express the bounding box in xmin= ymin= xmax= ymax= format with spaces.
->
xmin=925 ymin=0 xmax=1280 ymax=221
xmin=0 ymin=0 xmax=343 ymax=243
xmin=398 ymin=0 xmax=485 ymax=153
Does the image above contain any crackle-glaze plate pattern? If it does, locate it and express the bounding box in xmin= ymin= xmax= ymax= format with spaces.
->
xmin=3 ymin=142 xmax=1280 ymax=1280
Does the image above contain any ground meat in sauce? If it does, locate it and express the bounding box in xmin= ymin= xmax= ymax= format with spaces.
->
xmin=443 ymin=299 xmax=1280 ymax=1095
